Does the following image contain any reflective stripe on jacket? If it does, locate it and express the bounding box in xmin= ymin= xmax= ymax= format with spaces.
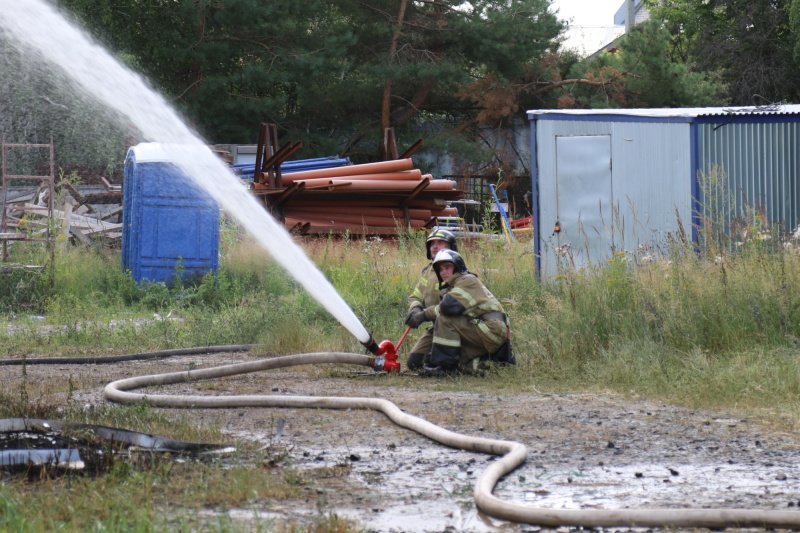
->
xmin=408 ymin=263 xmax=442 ymax=314
xmin=435 ymin=272 xmax=507 ymax=345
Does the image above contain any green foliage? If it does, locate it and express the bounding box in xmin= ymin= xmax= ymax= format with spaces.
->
xmin=6 ymin=220 xmax=800 ymax=363
xmin=646 ymin=0 xmax=800 ymax=105
xmin=56 ymin=0 xmax=564 ymax=164
xmin=566 ymin=19 xmax=724 ymax=108
xmin=791 ymin=0 xmax=800 ymax=60
xmin=536 ymin=237 xmax=800 ymax=366
xmin=309 ymin=234 xmax=413 ymax=347
xmin=0 ymin=269 xmax=51 ymax=313
xmin=10 ymin=0 xmax=800 ymax=197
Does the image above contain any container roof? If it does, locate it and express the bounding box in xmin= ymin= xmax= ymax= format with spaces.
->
xmin=527 ymin=104 xmax=800 ymax=119
xmin=128 ymin=142 xmax=214 ymax=163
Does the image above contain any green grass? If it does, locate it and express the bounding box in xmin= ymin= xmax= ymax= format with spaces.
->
xmin=3 ymin=219 xmax=800 ymax=425
xmin=0 ymin=460 xmax=352 ymax=532
xmin=3 ymin=213 xmax=800 ymax=530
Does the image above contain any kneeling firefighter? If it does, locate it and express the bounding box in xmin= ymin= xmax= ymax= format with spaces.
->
xmin=404 ymin=228 xmax=458 ymax=369
xmin=415 ymin=249 xmax=515 ymax=375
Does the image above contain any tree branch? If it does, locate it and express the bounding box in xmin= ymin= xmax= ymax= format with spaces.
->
xmin=530 ymin=77 xmax=624 ymax=95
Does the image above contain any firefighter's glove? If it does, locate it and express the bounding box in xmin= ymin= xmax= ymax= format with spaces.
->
xmin=405 ymin=308 xmax=426 ymax=329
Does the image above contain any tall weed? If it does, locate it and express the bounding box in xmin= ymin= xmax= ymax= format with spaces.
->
xmin=4 ymin=207 xmax=800 ymax=425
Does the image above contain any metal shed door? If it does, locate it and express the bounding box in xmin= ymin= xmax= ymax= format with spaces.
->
xmin=555 ymin=135 xmax=612 ymax=269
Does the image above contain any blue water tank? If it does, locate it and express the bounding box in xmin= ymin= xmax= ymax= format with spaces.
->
xmin=122 ymin=143 xmax=219 ymax=284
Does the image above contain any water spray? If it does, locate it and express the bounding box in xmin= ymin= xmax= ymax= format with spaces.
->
xmin=0 ymin=0 xmax=372 ymax=346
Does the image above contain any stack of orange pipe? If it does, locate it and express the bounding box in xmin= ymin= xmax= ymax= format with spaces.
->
xmin=279 ymin=159 xmax=415 ymax=183
xmin=257 ymin=158 xmax=464 ymax=235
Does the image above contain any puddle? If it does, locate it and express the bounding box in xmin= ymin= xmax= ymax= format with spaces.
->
xmin=0 ymin=418 xmax=232 ymax=478
xmin=508 ymin=462 xmax=798 ymax=509
xmin=223 ymin=428 xmax=800 ymax=532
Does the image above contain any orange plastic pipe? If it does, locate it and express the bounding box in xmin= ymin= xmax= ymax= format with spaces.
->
xmin=289 ymin=178 xmax=351 ymax=189
xmin=286 ymin=170 xmax=422 ymax=184
xmin=288 ymin=207 xmax=433 ymax=219
xmin=430 ymin=208 xmax=459 ymax=217
xmin=331 ymin=170 xmax=422 ymax=181
xmin=285 ymin=216 xmax=427 ymax=229
xmin=293 ymin=179 xmax=454 ymax=191
xmin=285 ymin=221 xmax=423 ymax=235
xmin=280 ymin=159 xmax=414 ymax=183
xmin=286 ymin=199 xmax=445 ymax=209
xmin=287 ymin=214 xmax=428 ymax=227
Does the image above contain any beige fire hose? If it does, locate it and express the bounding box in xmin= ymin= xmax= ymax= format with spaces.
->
xmin=104 ymin=351 xmax=800 ymax=529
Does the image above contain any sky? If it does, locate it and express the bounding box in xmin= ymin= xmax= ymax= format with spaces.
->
xmin=550 ymin=0 xmax=626 ymax=55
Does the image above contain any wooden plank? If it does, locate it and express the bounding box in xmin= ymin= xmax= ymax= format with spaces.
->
xmin=0 ymin=232 xmax=27 ymax=240
xmin=99 ymin=206 xmax=123 ymax=221
xmin=69 ymin=226 xmax=93 ymax=245
xmin=82 ymin=225 xmax=121 ymax=236
xmin=61 ymin=201 xmax=73 ymax=244
xmin=3 ymin=190 xmax=36 ymax=203
xmin=23 ymin=203 xmax=121 ymax=231
xmin=0 ymin=264 xmax=45 ymax=273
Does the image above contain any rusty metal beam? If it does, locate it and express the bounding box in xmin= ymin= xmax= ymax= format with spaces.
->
xmin=253 ymin=123 xmax=267 ymax=184
xmin=400 ymin=139 xmax=424 ymax=159
xmin=382 ymin=127 xmax=399 ymax=161
xmin=399 ymin=177 xmax=430 ymax=228
xmin=275 ymin=181 xmax=305 ymax=207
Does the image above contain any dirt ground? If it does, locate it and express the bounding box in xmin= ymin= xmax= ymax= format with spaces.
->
xmin=2 ymin=348 xmax=800 ymax=533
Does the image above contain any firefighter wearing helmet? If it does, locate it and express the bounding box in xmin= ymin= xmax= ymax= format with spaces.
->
xmin=404 ymin=228 xmax=458 ymax=369
xmin=422 ymin=249 xmax=514 ymax=375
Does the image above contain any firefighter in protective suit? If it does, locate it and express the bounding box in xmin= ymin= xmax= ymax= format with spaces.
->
xmin=421 ymin=249 xmax=514 ymax=375
xmin=404 ymin=228 xmax=458 ymax=369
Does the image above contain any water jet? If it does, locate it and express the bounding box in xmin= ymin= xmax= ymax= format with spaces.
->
xmin=0 ymin=0 xmax=371 ymax=345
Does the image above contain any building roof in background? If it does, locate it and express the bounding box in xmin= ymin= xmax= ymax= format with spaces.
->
xmin=614 ymin=0 xmax=649 ymax=27
xmin=562 ymin=0 xmax=650 ymax=58
xmin=527 ymin=104 xmax=800 ymax=119
xmin=560 ymin=25 xmax=625 ymax=57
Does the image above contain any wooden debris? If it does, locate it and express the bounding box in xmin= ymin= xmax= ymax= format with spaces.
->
xmin=24 ymin=203 xmax=122 ymax=235
xmin=2 ymin=183 xmax=123 ymax=249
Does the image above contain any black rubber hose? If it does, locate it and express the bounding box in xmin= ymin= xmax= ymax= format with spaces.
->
xmin=0 ymin=344 xmax=257 ymax=365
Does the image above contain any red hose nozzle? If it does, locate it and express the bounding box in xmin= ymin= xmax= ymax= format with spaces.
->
xmin=372 ymin=339 xmax=400 ymax=372
xmin=377 ymin=339 xmax=395 ymax=356
xmin=367 ymin=326 xmax=411 ymax=373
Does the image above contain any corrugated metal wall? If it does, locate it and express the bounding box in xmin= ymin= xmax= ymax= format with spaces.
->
xmin=535 ymin=119 xmax=693 ymax=277
xmin=698 ymin=122 xmax=800 ymax=233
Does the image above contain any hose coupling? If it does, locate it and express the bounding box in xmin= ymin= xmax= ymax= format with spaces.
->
xmin=362 ymin=334 xmax=401 ymax=372
xmin=361 ymin=335 xmax=381 ymax=355
xmin=374 ymin=339 xmax=402 ymax=373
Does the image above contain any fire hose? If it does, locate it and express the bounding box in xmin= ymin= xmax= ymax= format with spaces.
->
xmin=101 ymin=345 xmax=800 ymax=530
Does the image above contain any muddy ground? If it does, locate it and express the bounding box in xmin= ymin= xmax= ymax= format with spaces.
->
xmin=2 ymin=348 xmax=800 ymax=533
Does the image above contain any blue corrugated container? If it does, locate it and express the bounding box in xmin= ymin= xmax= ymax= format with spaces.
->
xmin=122 ymin=143 xmax=219 ymax=284
xmin=528 ymin=104 xmax=800 ymax=277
